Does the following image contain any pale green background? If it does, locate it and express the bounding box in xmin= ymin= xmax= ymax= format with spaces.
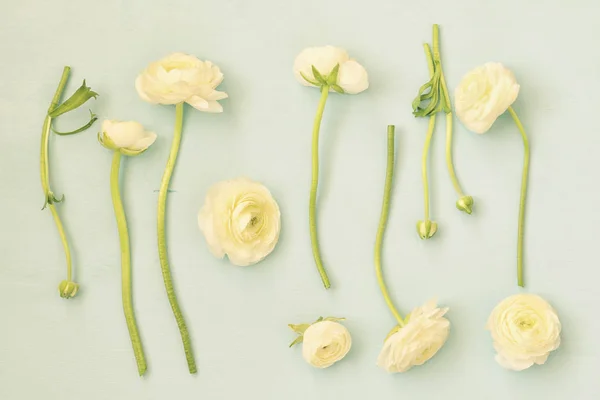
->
xmin=1 ymin=0 xmax=598 ymax=399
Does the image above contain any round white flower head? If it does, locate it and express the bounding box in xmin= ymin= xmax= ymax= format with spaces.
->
xmin=302 ymin=321 xmax=352 ymax=368
xmin=377 ymin=300 xmax=450 ymax=373
xmin=455 ymin=62 xmax=520 ymax=134
xmin=486 ymin=294 xmax=561 ymax=371
xmin=135 ymin=53 xmax=228 ymax=112
xmin=99 ymin=120 xmax=157 ymax=154
xmin=198 ymin=177 xmax=281 ymax=266
xmin=293 ymin=46 xmax=369 ymax=94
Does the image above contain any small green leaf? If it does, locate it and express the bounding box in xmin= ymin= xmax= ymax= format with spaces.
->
xmin=42 ymin=191 xmax=65 ymax=210
xmin=314 ymin=316 xmax=324 ymax=323
xmin=311 ymin=66 xmax=327 ymax=85
xmin=288 ymin=336 xmax=304 ymax=348
xmin=300 ymin=71 xmax=320 ymax=86
xmin=52 ymin=110 xmax=98 ymax=135
xmin=326 ymin=63 xmax=340 ymax=85
xmin=288 ymin=323 xmax=310 ymax=334
xmin=331 ymin=84 xmax=344 ymax=94
xmin=48 ymin=80 xmax=98 ymax=118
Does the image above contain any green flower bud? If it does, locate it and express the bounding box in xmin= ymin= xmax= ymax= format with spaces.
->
xmin=58 ymin=280 xmax=79 ymax=299
xmin=416 ymin=220 xmax=438 ymax=240
xmin=456 ymin=195 xmax=474 ymax=214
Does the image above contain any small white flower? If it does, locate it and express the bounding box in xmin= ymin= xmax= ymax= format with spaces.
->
xmin=99 ymin=120 xmax=157 ymax=153
xmin=135 ymin=53 xmax=228 ymax=112
xmin=293 ymin=46 xmax=369 ymax=94
xmin=377 ymin=300 xmax=450 ymax=373
xmin=301 ymin=320 xmax=352 ymax=368
xmin=198 ymin=178 xmax=281 ymax=266
xmin=487 ymin=294 xmax=561 ymax=371
xmin=455 ymin=62 xmax=520 ymax=134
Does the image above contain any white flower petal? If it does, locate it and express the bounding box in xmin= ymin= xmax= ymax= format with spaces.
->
xmin=102 ymin=119 xmax=156 ymax=153
xmin=338 ymin=60 xmax=369 ymax=94
xmin=302 ymin=321 xmax=351 ymax=368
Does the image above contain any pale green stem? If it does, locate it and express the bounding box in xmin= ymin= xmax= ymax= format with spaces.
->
xmin=435 ymin=24 xmax=466 ymax=198
xmin=157 ymin=102 xmax=197 ymax=374
xmin=309 ymin=85 xmax=331 ymax=289
xmin=508 ymin=106 xmax=529 ymax=288
xmin=374 ymin=126 xmax=404 ymax=327
xmin=421 ymin=45 xmax=436 ymax=221
xmin=40 ymin=67 xmax=74 ymax=284
xmin=110 ymin=151 xmax=147 ymax=376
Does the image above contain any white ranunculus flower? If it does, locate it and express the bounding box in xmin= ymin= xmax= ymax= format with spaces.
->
xmin=135 ymin=52 xmax=228 ymax=113
xmin=293 ymin=46 xmax=369 ymax=94
xmin=377 ymin=300 xmax=450 ymax=373
xmin=486 ymin=294 xmax=561 ymax=371
xmin=455 ymin=62 xmax=520 ymax=134
xmin=100 ymin=120 xmax=157 ymax=153
xmin=302 ymin=321 xmax=352 ymax=368
xmin=198 ymin=178 xmax=281 ymax=266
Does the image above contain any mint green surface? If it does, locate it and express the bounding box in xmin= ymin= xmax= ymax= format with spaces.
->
xmin=1 ymin=1 xmax=599 ymax=399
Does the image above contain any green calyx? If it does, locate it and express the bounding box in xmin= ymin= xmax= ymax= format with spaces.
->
xmin=300 ymin=64 xmax=344 ymax=93
xmin=412 ymin=26 xmax=451 ymax=118
xmin=288 ymin=316 xmax=345 ymax=347
xmin=416 ymin=220 xmax=438 ymax=240
xmin=97 ymin=132 xmax=148 ymax=156
xmin=48 ymin=80 xmax=98 ymax=118
xmin=456 ymin=195 xmax=474 ymax=214
xmin=58 ymin=280 xmax=79 ymax=299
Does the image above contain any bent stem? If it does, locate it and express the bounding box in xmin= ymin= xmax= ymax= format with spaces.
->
xmin=157 ymin=102 xmax=197 ymax=373
xmin=309 ymin=85 xmax=331 ymax=289
xmin=508 ymin=106 xmax=530 ymax=288
xmin=40 ymin=67 xmax=74 ymax=288
xmin=110 ymin=152 xmax=147 ymax=376
xmin=374 ymin=126 xmax=405 ymax=327
xmin=436 ymin=26 xmax=467 ymax=199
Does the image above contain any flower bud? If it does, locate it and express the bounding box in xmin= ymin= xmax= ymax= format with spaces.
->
xmin=416 ymin=220 xmax=438 ymax=240
xmin=456 ymin=196 xmax=474 ymax=214
xmin=58 ymin=280 xmax=79 ymax=299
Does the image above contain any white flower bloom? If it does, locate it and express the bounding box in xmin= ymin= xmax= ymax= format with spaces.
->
xmin=100 ymin=120 xmax=157 ymax=152
xmin=302 ymin=321 xmax=352 ymax=368
xmin=293 ymin=46 xmax=369 ymax=94
xmin=486 ymin=294 xmax=561 ymax=371
xmin=455 ymin=62 xmax=520 ymax=134
xmin=198 ymin=178 xmax=281 ymax=266
xmin=135 ymin=53 xmax=228 ymax=113
xmin=377 ymin=300 xmax=450 ymax=373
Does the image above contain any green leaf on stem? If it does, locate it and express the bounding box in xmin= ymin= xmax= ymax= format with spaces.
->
xmin=48 ymin=80 xmax=98 ymax=118
xmin=52 ymin=110 xmax=98 ymax=135
xmin=300 ymin=71 xmax=320 ymax=86
xmin=326 ymin=63 xmax=340 ymax=86
xmin=311 ymin=66 xmax=328 ymax=86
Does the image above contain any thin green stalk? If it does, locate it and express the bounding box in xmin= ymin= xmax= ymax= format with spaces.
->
xmin=157 ymin=102 xmax=197 ymax=373
xmin=421 ymin=45 xmax=435 ymax=222
xmin=110 ymin=151 xmax=147 ymax=376
xmin=374 ymin=126 xmax=404 ymax=327
xmin=309 ymin=85 xmax=331 ymax=289
xmin=422 ymin=117 xmax=435 ymax=221
xmin=436 ymin=25 xmax=466 ymax=198
xmin=508 ymin=106 xmax=530 ymax=288
xmin=40 ymin=67 xmax=74 ymax=289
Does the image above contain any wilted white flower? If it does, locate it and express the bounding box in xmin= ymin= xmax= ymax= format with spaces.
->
xmin=198 ymin=178 xmax=281 ymax=266
xmin=135 ymin=53 xmax=228 ymax=112
xmin=293 ymin=46 xmax=369 ymax=94
xmin=377 ymin=300 xmax=450 ymax=373
xmin=98 ymin=120 xmax=157 ymax=154
xmin=487 ymin=294 xmax=561 ymax=371
xmin=455 ymin=62 xmax=520 ymax=134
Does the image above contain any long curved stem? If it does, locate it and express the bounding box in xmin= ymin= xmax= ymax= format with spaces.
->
xmin=40 ymin=67 xmax=74 ymax=286
xmin=422 ymin=117 xmax=436 ymax=221
xmin=374 ymin=126 xmax=404 ymax=327
xmin=508 ymin=106 xmax=529 ymax=288
xmin=435 ymin=25 xmax=466 ymax=199
xmin=157 ymin=102 xmax=196 ymax=373
xmin=309 ymin=85 xmax=331 ymax=289
xmin=110 ymin=151 xmax=147 ymax=376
